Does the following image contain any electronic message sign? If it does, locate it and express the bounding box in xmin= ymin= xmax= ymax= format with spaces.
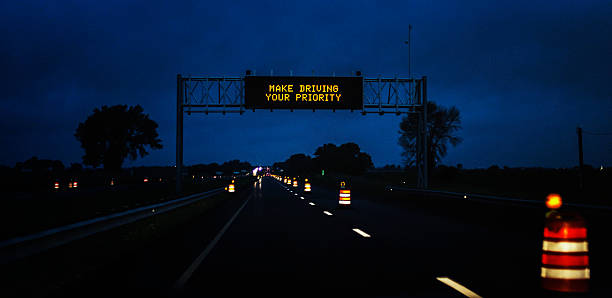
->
xmin=245 ymin=76 xmax=363 ymax=110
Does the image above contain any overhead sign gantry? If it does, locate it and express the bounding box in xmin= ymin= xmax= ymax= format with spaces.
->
xmin=176 ymin=72 xmax=428 ymax=192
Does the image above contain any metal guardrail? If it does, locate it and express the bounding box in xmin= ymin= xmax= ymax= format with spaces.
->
xmin=386 ymin=187 xmax=612 ymax=212
xmin=0 ymin=187 xmax=225 ymax=264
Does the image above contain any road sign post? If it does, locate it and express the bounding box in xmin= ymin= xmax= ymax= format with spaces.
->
xmin=176 ymin=74 xmax=183 ymax=194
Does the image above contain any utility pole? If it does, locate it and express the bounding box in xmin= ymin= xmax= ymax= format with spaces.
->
xmin=577 ymin=126 xmax=584 ymax=190
xmin=404 ymin=25 xmax=427 ymax=188
xmin=404 ymin=24 xmax=412 ymax=79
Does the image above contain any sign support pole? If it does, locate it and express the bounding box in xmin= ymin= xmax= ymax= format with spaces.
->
xmin=416 ymin=76 xmax=428 ymax=189
xmin=176 ymin=74 xmax=183 ymax=194
xmin=422 ymin=76 xmax=428 ymax=189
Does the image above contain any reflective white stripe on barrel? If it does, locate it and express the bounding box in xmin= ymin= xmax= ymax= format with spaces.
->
xmin=541 ymin=268 xmax=590 ymax=279
xmin=543 ymin=241 xmax=588 ymax=253
xmin=339 ymin=201 xmax=350 ymax=205
xmin=339 ymin=194 xmax=351 ymax=198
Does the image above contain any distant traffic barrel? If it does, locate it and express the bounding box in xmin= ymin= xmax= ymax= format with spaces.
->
xmin=541 ymin=194 xmax=589 ymax=293
xmin=54 ymin=181 xmax=59 ymax=189
xmin=228 ymin=180 xmax=235 ymax=193
xmin=304 ymin=179 xmax=311 ymax=192
xmin=292 ymin=178 xmax=298 ymax=188
xmin=338 ymin=181 xmax=350 ymax=206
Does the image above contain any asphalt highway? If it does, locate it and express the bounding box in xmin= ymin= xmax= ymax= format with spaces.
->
xmin=179 ymin=178 xmax=461 ymax=297
xmin=178 ymin=177 xmax=612 ymax=297
xmin=10 ymin=176 xmax=612 ymax=297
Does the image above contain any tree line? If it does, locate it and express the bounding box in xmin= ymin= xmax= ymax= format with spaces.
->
xmin=273 ymin=142 xmax=373 ymax=176
xmin=69 ymin=101 xmax=463 ymax=179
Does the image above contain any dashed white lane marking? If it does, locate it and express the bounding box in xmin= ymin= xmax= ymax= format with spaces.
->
xmin=174 ymin=194 xmax=252 ymax=289
xmin=323 ymin=211 xmax=333 ymax=216
xmin=309 ymin=202 xmax=315 ymax=206
xmin=436 ymin=277 xmax=482 ymax=298
xmin=352 ymin=228 xmax=371 ymax=238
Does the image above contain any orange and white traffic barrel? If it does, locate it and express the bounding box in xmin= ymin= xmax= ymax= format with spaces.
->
xmin=541 ymin=194 xmax=589 ymax=293
xmin=283 ymin=177 xmax=287 ymax=184
xmin=338 ymin=181 xmax=350 ymax=206
xmin=292 ymin=178 xmax=298 ymax=188
xmin=304 ymin=179 xmax=311 ymax=192
xmin=228 ymin=180 xmax=235 ymax=193
xmin=54 ymin=181 xmax=59 ymax=189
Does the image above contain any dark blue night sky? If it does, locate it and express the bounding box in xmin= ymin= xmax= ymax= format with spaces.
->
xmin=1 ymin=0 xmax=611 ymax=169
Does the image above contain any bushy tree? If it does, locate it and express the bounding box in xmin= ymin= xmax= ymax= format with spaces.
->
xmin=75 ymin=105 xmax=162 ymax=172
xmin=313 ymin=142 xmax=373 ymax=175
xmin=398 ymin=101 xmax=462 ymax=169
xmin=285 ymin=153 xmax=314 ymax=176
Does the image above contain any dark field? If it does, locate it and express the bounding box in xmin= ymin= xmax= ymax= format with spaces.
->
xmin=312 ymin=166 xmax=611 ymax=206
xmin=0 ymin=170 xmax=249 ymax=240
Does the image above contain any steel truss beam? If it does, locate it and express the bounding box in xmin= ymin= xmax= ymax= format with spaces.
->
xmin=176 ymin=75 xmax=428 ymax=192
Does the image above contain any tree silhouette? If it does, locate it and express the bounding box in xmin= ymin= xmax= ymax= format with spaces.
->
xmin=398 ymin=101 xmax=462 ymax=169
xmin=284 ymin=153 xmax=314 ymax=176
xmin=75 ymin=105 xmax=162 ymax=172
xmin=18 ymin=156 xmax=64 ymax=173
xmin=313 ymin=142 xmax=373 ymax=175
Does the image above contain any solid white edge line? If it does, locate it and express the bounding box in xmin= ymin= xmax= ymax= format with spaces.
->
xmin=436 ymin=277 xmax=482 ymax=298
xmin=174 ymin=194 xmax=252 ymax=290
xmin=352 ymin=228 xmax=371 ymax=238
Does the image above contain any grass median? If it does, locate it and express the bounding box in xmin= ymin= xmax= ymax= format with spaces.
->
xmin=0 ymin=178 xmax=254 ymax=297
xmin=307 ymin=168 xmax=611 ymax=207
xmin=0 ymin=179 xmax=243 ymax=240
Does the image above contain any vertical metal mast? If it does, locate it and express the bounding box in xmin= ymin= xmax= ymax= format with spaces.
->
xmin=577 ymin=126 xmax=584 ymax=190
xmin=176 ymin=74 xmax=183 ymax=193
xmin=404 ymin=24 xmax=413 ymax=93
xmin=408 ymin=24 xmax=412 ymax=79
xmin=422 ymin=76 xmax=428 ymax=189
xmin=405 ymin=25 xmax=427 ymax=189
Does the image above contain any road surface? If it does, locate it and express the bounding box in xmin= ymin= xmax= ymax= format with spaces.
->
xmin=6 ymin=176 xmax=612 ymax=297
